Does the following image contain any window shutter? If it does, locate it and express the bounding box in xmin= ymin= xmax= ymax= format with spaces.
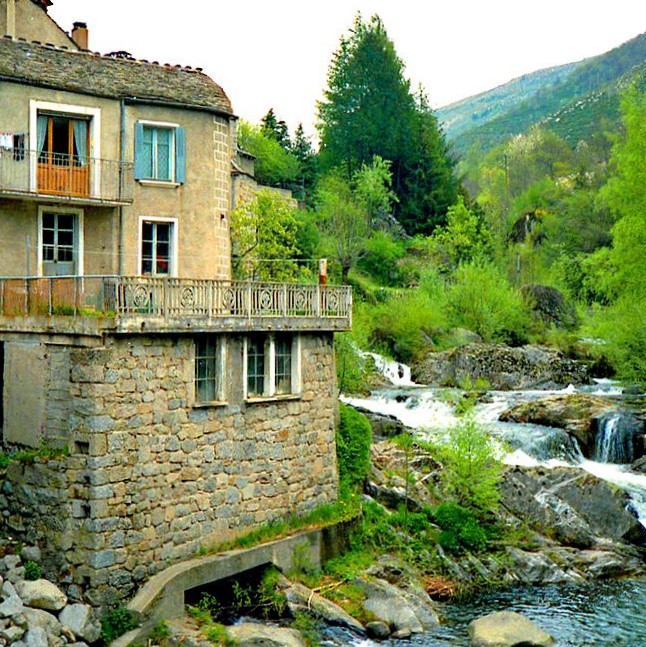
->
xmin=175 ymin=126 xmax=186 ymax=184
xmin=134 ymin=122 xmax=145 ymax=180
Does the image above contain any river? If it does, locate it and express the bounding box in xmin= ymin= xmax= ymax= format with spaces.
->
xmin=337 ymin=356 xmax=646 ymax=646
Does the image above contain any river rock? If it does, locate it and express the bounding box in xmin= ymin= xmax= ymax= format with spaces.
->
xmin=282 ymin=580 xmax=365 ymax=634
xmin=226 ymin=623 xmax=306 ymax=647
xmin=501 ymin=466 xmax=646 ymax=547
xmin=354 ymin=577 xmax=426 ymax=634
xmin=468 ymin=610 xmax=555 ymax=646
xmin=505 ymin=547 xmax=582 ymax=584
xmin=499 ymin=394 xmax=615 ymax=457
xmin=15 ymin=580 xmax=67 ymax=611
xmin=412 ymin=343 xmax=589 ymax=390
xmin=366 ymin=621 xmax=390 ymax=639
xmin=59 ymin=604 xmax=101 ymax=643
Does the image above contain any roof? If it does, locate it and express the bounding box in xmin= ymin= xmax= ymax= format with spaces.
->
xmin=0 ymin=37 xmax=234 ymax=117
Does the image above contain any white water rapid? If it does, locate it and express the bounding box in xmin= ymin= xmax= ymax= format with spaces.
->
xmin=345 ymin=353 xmax=646 ymax=527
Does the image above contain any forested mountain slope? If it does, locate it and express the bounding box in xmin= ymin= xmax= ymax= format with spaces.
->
xmin=438 ymin=32 xmax=646 ymax=155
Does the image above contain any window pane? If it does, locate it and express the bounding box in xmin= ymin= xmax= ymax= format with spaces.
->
xmin=195 ymin=337 xmax=220 ymax=402
xmin=142 ymin=127 xmax=154 ymax=178
xmin=156 ymin=128 xmax=172 ymax=181
xmin=275 ymin=336 xmax=292 ymax=395
xmin=247 ymin=336 xmax=265 ymax=396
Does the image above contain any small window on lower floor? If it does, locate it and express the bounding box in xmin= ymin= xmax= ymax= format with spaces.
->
xmin=195 ymin=336 xmax=224 ymax=403
xmin=245 ymin=333 xmax=300 ymax=399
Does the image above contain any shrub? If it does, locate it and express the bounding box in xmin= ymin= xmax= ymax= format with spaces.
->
xmin=434 ymin=502 xmax=488 ymax=554
xmin=433 ymin=420 xmax=501 ymax=515
xmin=358 ymin=231 xmax=406 ymax=286
xmin=100 ymin=606 xmax=138 ymax=642
xmin=23 ymin=561 xmax=41 ymax=581
xmin=446 ymin=258 xmax=531 ymax=344
xmin=335 ymin=334 xmax=368 ymax=395
xmin=337 ymin=404 xmax=372 ymax=494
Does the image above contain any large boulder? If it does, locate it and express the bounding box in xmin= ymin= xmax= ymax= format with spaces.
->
xmin=15 ymin=580 xmax=67 ymax=612
xmin=499 ymin=394 xmax=636 ymax=458
xmin=521 ymin=284 xmax=577 ymax=329
xmin=412 ymin=344 xmax=588 ymax=390
xmin=59 ymin=604 xmax=101 ymax=643
xmin=282 ymin=581 xmax=365 ymax=634
xmin=468 ymin=610 xmax=555 ymax=647
xmin=226 ymin=623 xmax=306 ymax=647
xmin=501 ymin=466 xmax=646 ymax=547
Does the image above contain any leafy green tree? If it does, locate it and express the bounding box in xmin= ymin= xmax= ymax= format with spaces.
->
xmin=592 ymin=87 xmax=646 ymax=381
xmin=446 ymin=258 xmax=531 ymax=343
xmin=317 ymin=14 xmax=458 ymax=235
xmin=230 ymin=189 xmax=301 ymax=280
xmin=429 ymin=196 xmax=491 ymax=269
xmin=433 ymin=419 xmax=501 ymax=515
xmin=237 ymin=121 xmax=299 ymax=188
xmin=291 ymin=123 xmax=318 ymax=202
xmin=316 ymin=156 xmax=396 ymax=282
xmin=261 ymin=108 xmax=291 ymax=150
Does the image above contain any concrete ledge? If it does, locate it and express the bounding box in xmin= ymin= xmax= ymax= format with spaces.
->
xmin=113 ymin=523 xmax=352 ymax=646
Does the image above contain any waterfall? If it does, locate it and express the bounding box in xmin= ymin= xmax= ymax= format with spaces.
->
xmin=594 ymin=411 xmax=641 ymax=464
xmin=364 ymin=352 xmax=417 ymax=387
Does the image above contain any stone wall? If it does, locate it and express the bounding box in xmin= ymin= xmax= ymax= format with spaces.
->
xmin=1 ymin=331 xmax=338 ymax=606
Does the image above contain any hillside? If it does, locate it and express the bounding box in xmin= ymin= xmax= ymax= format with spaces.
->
xmin=438 ymin=31 xmax=646 ymax=155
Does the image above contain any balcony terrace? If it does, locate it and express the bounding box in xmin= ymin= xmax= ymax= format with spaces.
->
xmin=0 ymin=276 xmax=352 ymax=337
xmin=0 ymin=149 xmax=133 ymax=206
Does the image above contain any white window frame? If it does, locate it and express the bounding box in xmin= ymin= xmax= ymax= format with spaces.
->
xmin=138 ymin=216 xmax=178 ymax=277
xmin=243 ymin=334 xmax=301 ymax=400
xmin=136 ymin=119 xmax=179 ymax=185
xmin=194 ymin=335 xmax=227 ymax=406
xmin=29 ymin=100 xmax=101 ymax=196
xmin=37 ymin=206 xmax=84 ymax=277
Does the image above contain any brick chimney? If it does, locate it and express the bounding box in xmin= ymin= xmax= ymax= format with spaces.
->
xmin=71 ymin=21 xmax=88 ymax=49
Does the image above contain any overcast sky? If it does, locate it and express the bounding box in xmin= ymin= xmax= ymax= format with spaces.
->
xmin=48 ymin=1 xmax=646 ymax=137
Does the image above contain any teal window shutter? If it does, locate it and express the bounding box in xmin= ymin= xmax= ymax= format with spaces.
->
xmin=134 ymin=122 xmax=145 ymax=180
xmin=175 ymin=127 xmax=186 ymax=184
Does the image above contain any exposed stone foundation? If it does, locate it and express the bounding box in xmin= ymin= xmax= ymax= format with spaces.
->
xmin=1 ymin=332 xmax=338 ymax=607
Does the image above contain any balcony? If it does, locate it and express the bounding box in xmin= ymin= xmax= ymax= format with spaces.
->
xmin=0 ymin=276 xmax=352 ymax=335
xmin=0 ymin=149 xmax=133 ymax=206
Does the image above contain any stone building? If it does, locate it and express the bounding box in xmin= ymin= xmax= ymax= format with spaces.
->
xmin=0 ymin=0 xmax=351 ymax=606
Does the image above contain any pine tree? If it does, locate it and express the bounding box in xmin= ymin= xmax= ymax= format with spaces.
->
xmin=317 ymin=14 xmax=458 ymax=235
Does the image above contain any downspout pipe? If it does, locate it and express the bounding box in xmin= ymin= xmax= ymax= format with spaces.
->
xmin=118 ymin=98 xmax=126 ymax=276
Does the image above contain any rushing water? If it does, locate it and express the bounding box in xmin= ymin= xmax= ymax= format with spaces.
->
xmin=337 ymin=355 xmax=646 ymax=646
xmin=321 ymin=579 xmax=646 ymax=646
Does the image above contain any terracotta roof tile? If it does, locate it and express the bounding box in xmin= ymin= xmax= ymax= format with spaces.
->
xmin=0 ymin=37 xmax=234 ymax=116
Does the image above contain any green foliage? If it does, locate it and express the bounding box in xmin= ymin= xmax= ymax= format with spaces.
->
xmin=336 ymin=404 xmax=372 ymax=493
xmin=230 ymin=189 xmax=304 ymax=281
xmin=100 ymin=606 xmax=138 ymax=642
xmin=335 ymin=333 xmax=368 ymax=395
xmin=150 ymin=620 xmax=172 ymax=642
xmin=434 ymin=503 xmax=488 ymax=554
xmin=291 ymin=612 xmax=322 ymax=647
xmin=237 ymin=121 xmax=300 ymax=188
xmin=432 ymin=419 xmax=502 ymax=515
xmin=357 ymin=231 xmax=406 ymax=286
xmin=23 ymin=561 xmax=41 ymax=581
xmin=429 ymin=196 xmax=491 ymax=269
xmin=204 ymin=623 xmax=237 ymax=647
xmin=446 ymin=259 xmax=532 ymax=344
xmin=317 ymin=14 xmax=457 ymax=235
xmin=0 ymin=444 xmax=69 ymax=469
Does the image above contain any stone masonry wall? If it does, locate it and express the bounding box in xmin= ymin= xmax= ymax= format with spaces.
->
xmin=2 ymin=332 xmax=338 ymax=607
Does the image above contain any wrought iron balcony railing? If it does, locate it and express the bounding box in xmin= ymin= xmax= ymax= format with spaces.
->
xmin=0 ymin=149 xmax=133 ymax=204
xmin=0 ymin=276 xmax=352 ymax=325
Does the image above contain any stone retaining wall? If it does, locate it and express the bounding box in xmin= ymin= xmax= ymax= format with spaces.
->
xmin=1 ymin=331 xmax=338 ymax=607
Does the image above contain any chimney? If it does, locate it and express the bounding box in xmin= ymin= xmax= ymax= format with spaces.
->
xmin=71 ymin=21 xmax=88 ymax=49
xmin=5 ymin=0 xmax=16 ymax=38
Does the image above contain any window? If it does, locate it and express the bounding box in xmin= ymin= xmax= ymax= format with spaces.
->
xmin=246 ymin=335 xmax=266 ymax=397
xmin=195 ymin=337 xmax=224 ymax=403
xmin=134 ymin=122 xmax=186 ymax=183
xmin=245 ymin=334 xmax=300 ymax=399
xmin=38 ymin=208 xmax=83 ymax=276
xmin=139 ymin=218 xmax=177 ymax=276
